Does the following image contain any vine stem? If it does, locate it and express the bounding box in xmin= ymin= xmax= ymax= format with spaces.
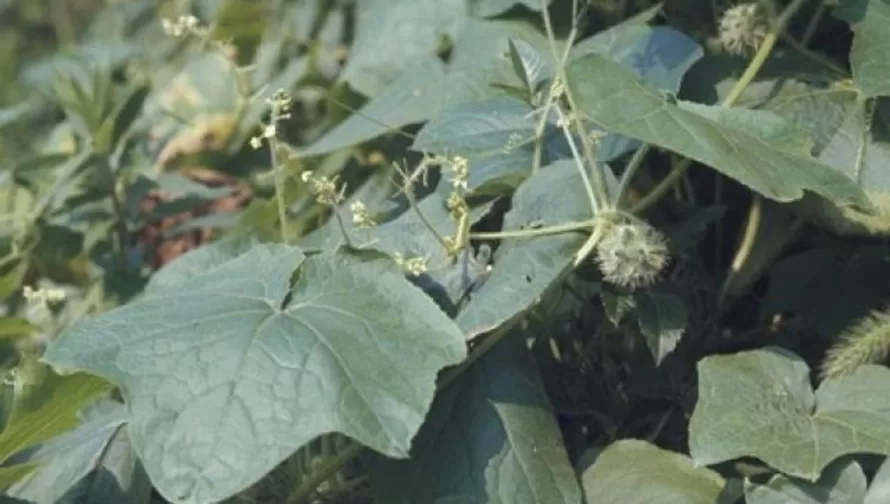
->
xmin=540 ymin=0 xmax=609 ymax=214
xmin=719 ymin=0 xmax=815 ymax=302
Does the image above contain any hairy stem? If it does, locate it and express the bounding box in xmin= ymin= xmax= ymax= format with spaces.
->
xmin=720 ymin=0 xmax=814 ymax=301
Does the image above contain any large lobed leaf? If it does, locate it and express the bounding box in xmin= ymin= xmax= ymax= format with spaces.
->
xmin=43 ymin=242 xmax=467 ymax=503
xmin=689 ymin=347 xmax=890 ymax=480
xmin=565 ymin=53 xmax=869 ymax=208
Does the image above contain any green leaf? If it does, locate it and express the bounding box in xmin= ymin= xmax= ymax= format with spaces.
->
xmin=470 ymin=0 xmax=551 ymax=17
xmin=689 ymin=347 xmax=890 ymax=480
xmin=411 ymin=96 xmax=565 ymax=195
xmin=43 ymin=243 xmax=467 ymax=503
xmin=865 ymin=456 xmax=890 ymax=504
xmin=457 ymin=160 xmax=592 ymax=339
xmin=507 ymin=38 xmax=552 ymax=98
xmin=787 ymin=95 xmax=890 ymax=236
xmin=0 ymin=464 xmax=40 ymax=493
xmin=366 ymin=334 xmax=582 ymax=504
xmin=633 ymin=291 xmax=687 ymax=365
xmin=0 ymin=318 xmax=39 ymax=339
xmin=0 ymin=362 xmax=112 ymax=464
xmin=833 ymin=0 xmax=890 ymax=97
xmin=304 ymin=19 xmax=550 ymax=157
xmin=744 ymin=459 xmax=867 ymax=504
xmin=678 ymin=51 xmax=888 ymax=235
xmin=302 ymin=56 xmax=449 ymax=157
xmin=569 ymin=24 xmax=703 ymax=161
xmin=340 ymin=0 xmax=467 ymax=97
xmin=565 ymin=53 xmax=869 ymax=208
xmin=6 ymin=400 xmax=152 ymax=504
xmin=110 ymin=84 xmax=150 ymax=152
xmin=580 ymin=439 xmax=728 ymax=503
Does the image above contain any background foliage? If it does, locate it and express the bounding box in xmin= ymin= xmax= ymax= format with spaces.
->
xmin=1 ymin=0 xmax=890 ymax=503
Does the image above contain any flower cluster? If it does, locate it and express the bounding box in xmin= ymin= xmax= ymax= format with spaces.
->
xmin=349 ymin=200 xmax=376 ymax=229
xmin=301 ymin=170 xmax=344 ymax=206
xmin=251 ymin=89 xmax=293 ymax=149
xmin=161 ymin=15 xmax=200 ymax=37
xmin=393 ymin=252 xmax=429 ymax=276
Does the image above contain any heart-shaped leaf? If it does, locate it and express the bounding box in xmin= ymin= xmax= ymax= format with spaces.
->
xmin=689 ymin=347 xmax=890 ymax=480
xmin=43 ymin=243 xmax=467 ymax=503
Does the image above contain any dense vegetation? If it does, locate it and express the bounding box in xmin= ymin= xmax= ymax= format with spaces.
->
xmin=1 ymin=0 xmax=890 ymax=503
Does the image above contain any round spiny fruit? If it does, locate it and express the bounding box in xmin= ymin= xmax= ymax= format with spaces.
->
xmin=595 ymin=217 xmax=669 ymax=290
xmin=718 ymin=2 xmax=769 ymax=56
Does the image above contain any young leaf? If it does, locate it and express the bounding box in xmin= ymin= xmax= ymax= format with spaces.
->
xmin=689 ymin=347 xmax=890 ymax=480
xmin=411 ymin=96 xmax=564 ymax=195
xmin=5 ymin=400 xmax=152 ymax=504
xmin=507 ymin=38 xmax=552 ymax=97
xmin=457 ymin=160 xmax=594 ymax=339
xmin=580 ymin=439 xmax=728 ymax=503
xmin=833 ymin=0 xmax=890 ymax=97
xmin=634 ymin=291 xmax=687 ymax=365
xmin=42 ymin=243 xmax=467 ymax=504
xmin=565 ymin=53 xmax=869 ymax=208
xmin=365 ymin=334 xmax=582 ymax=504
xmin=744 ymin=459 xmax=867 ymax=504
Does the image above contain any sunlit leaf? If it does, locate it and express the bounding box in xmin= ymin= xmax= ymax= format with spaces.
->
xmin=43 ymin=243 xmax=467 ymax=503
xmin=565 ymin=53 xmax=869 ymax=208
xmin=580 ymin=439 xmax=728 ymax=504
xmin=689 ymin=347 xmax=890 ymax=480
xmin=0 ymin=361 xmax=112 ymax=464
